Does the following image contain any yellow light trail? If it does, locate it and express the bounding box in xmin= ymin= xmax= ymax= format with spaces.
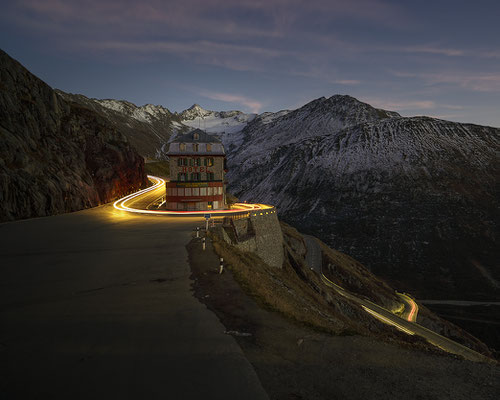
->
xmin=361 ymin=306 xmax=416 ymax=335
xmin=397 ymin=292 xmax=419 ymax=322
xmin=321 ymin=274 xmax=416 ymax=335
xmin=113 ymin=175 xmax=271 ymax=216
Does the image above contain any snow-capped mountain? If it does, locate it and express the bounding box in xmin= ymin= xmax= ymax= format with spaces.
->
xmin=225 ymin=95 xmax=500 ymax=303
xmin=180 ymin=103 xmax=257 ymax=135
xmin=56 ymin=92 xmax=186 ymax=158
xmin=55 ymin=96 xmax=257 ymax=158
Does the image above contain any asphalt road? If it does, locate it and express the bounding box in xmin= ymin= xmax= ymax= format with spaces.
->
xmin=0 ymin=203 xmax=269 ymax=399
xmin=303 ymin=235 xmax=491 ymax=363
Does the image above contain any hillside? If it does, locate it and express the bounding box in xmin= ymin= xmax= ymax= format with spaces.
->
xmin=0 ymin=50 xmax=148 ymax=222
xmin=188 ymin=220 xmax=498 ymax=399
xmin=56 ymin=91 xmax=187 ymax=159
xmin=225 ymin=96 xmax=500 ymax=305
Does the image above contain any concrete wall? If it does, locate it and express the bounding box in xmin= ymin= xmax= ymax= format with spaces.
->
xmin=216 ymin=209 xmax=284 ymax=269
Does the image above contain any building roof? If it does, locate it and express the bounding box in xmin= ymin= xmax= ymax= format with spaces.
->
xmin=171 ymin=129 xmax=221 ymax=143
xmin=167 ymin=129 xmax=225 ymax=155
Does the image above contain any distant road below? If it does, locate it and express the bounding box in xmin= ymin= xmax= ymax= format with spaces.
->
xmin=302 ymin=235 xmax=492 ymax=363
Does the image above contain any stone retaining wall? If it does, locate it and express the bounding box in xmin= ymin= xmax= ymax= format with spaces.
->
xmin=215 ymin=208 xmax=284 ymax=268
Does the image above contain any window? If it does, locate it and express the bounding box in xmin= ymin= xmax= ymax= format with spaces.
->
xmin=185 ymin=188 xmax=192 ymax=196
xmin=179 ymin=143 xmax=186 ymax=152
xmin=206 ymin=143 xmax=212 ymax=152
xmin=195 ymin=158 xmax=201 ymax=166
xmin=193 ymin=188 xmax=200 ymax=196
xmin=200 ymin=187 xmax=207 ymax=196
xmin=177 ymin=188 xmax=184 ymax=196
xmin=189 ymin=158 xmax=194 ymax=166
xmin=177 ymin=173 xmax=187 ymax=181
xmin=177 ymin=158 xmax=182 ymax=167
xmin=193 ymin=132 xmax=199 ymax=140
xmin=190 ymin=172 xmax=200 ymax=181
xmin=193 ymin=143 xmax=199 ymax=152
xmin=207 ymin=172 xmax=214 ymax=181
xmin=204 ymin=158 xmax=214 ymax=167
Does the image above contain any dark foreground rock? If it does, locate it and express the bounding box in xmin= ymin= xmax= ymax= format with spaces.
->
xmin=0 ymin=49 xmax=148 ymax=222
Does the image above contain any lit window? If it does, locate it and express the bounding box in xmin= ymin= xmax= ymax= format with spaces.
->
xmin=195 ymin=158 xmax=201 ymax=166
xmin=193 ymin=132 xmax=199 ymax=140
xmin=177 ymin=172 xmax=187 ymax=181
xmin=206 ymin=143 xmax=212 ymax=152
xmin=179 ymin=143 xmax=186 ymax=152
xmin=193 ymin=143 xmax=199 ymax=152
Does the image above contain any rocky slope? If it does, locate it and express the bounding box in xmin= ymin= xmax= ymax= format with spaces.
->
xmin=0 ymin=49 xmax=148 ymax=222
xmin=225 ymin=95 xmax=500 ymax=304
xmin=56 ymin=91 xmax=186 ymax=158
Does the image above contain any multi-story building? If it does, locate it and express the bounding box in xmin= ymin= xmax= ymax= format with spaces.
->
xmin=165 ymin=129 xmax=227 ymax=211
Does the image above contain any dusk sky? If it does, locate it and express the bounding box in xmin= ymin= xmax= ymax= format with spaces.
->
xmin=1 ymin=0 xmax=499 ymax=127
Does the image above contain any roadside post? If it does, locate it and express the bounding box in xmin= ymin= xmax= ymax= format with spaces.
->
xmin=196 ymin=227 xmax=200 ymax=238
xmin=202 ymin=237 xmax=206 ymax=251
xmin=219 ymin=257 xmax=224 ymax=274
xmin=204 ymin=214 xmax=211 ymax=231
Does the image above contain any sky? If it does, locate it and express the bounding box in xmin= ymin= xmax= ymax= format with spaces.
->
xmin=1 ymin=0 xmax=499 ymax=127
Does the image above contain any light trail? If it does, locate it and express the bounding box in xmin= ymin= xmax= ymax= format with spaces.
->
xmin=113 ymin=175 xmax=273 ymax=216
xmin=397 ymin=293 xmax=419 ymax=322
xmin=361 ymin=306 xmax=415 ymax=335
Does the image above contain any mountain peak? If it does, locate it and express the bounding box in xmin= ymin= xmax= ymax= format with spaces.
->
xmin=188 ymin=103 xmax=206 ymax=111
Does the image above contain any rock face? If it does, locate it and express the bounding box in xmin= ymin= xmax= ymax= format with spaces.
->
xmin=56 ymin=91 xmax=185 ymax=159
xmin=0 ymin=49 xmax=148 ymax=222
xmin=225 ymin=95 xmax=500 ymax=302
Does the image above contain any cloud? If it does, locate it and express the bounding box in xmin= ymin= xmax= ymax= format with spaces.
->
xmin=198 ymin=90 xmax=263 ymax=113
xmin=397 ymin=45 xmax=465 ymax=57
xmin=390 ymin=70 xmax=500 ymax=93
xmin=361 ymin=98 xmax=465 ymax=113
xmin=364 ymin=99 xmax=436 ymax=111
xmin=334 ymin=79 xmax=361 ymax=85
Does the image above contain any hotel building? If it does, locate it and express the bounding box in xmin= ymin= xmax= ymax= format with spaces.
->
xmin=165 ymin=129 xmax=227 ymax=211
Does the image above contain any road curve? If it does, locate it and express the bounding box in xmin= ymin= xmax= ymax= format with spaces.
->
xmin=114 ymin=175 xmax=273 ymax=216
xmin=304 ymin=237 xmax=491 ymax=363
xmin=0 ymin=193 xmax=270 ymax=399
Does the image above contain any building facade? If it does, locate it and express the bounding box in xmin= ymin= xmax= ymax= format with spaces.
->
xmin=165 ymin=129 xmax=227 ymax=211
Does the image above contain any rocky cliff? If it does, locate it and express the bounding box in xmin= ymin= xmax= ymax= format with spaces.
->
xmin=56 ymin=91 xmax=185 ymax=159
xmin=0 ymin=49 xmax=148 ymax=222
